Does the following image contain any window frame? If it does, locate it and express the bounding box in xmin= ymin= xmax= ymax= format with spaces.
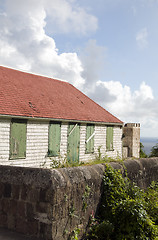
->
xmin=9 ymin=119 xmax=27 ymax=160
xmin=106 ymin=126 xmax=114 ymax=151
xmin=48 ymin=121 xmax=61 ymax=157
xmin=85 ymin=124 xmax=95 ymax=154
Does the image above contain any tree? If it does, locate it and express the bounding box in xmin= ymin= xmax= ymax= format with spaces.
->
xmin=140 ymin=142 xmax=147 ymax=158
xmin=149 ymin=143 xmax=158 ymax=157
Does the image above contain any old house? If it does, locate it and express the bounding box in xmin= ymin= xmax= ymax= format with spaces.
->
xmin=0 ymin=66 xmax=123 ymax=167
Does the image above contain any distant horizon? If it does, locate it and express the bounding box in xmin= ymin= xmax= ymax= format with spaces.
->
xmin=141 ymin=136 xmax=158 ymax=140
xmin=140 ymin=137 xmax=157 ymax=155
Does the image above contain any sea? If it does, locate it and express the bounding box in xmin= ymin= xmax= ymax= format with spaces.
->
xmin=140 ymin=137 xmax=158 ymax=155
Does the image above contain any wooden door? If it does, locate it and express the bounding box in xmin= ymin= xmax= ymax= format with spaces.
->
xmin=67 ymin=123 xmax=80 ymax=163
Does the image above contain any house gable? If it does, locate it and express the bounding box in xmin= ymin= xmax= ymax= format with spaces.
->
xmin=0 ymin=66 xmax=122 ymax=124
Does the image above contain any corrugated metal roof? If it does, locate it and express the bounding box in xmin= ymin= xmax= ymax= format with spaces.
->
xmin=0 ymin=66 xmax=123 ymax=124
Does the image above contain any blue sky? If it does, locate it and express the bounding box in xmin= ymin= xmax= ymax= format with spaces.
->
xmin=0 ymin=0 xmax=158 ymax=137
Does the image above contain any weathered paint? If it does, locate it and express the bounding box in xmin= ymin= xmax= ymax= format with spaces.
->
xmin=106 ymin=126 xmax=113 ymax=151
xmin=10 ymin=119 xmax=27 ymax=159
xmin=48 ymin=122 xmax=61 ymax=157
xmin=0 ymin=119 xmax=123 ymax=167
xmin=67 ymin=123 xmax=80 ymax=163
xmin=86 ymin=124 xmax=94 ymax=153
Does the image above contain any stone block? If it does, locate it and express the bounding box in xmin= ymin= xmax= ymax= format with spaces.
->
xmin=28 ymin=188 xmax=39 ymax=202
xmin=7 ymin=215 xmax=16 ymax=230
xmin=26 ymin=203 xmax=34 ymax=221
xmin=3 ymin=183 xmax=11 ymax=198
xmin=39 ymin=188 xmax=47 ymax=202
xmin=0 ymin=183 xmax=4 ymax=198
xmin=12 ymin=185 xmax=21 ymax=199
xmin=1 ymin=198 xmax=10 ymax=214
xmin=36 ymin=202 xmax=48 ymax=213
xmin=9 ymin=199 xmax=17 ymax=215
xmin=40 ymin=223 xmax=52 ymax=240
xmin=0 ymin=213 xmax=8 ymax=228
xmin=26 ymin=220 xmax=38 ymax=236
xmin=17 ymin=201 xmax=26 ymax=218
xmin=16 ymin=218 xmax=27 ymax=234
xmin=21 ymin=185 xmax=29 ymax=201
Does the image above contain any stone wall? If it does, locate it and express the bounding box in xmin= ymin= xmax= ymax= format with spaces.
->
xmin=0 ymin=158 xmax=158 ymax=240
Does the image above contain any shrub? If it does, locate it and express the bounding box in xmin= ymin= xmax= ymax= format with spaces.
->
xmin=86 ymin=165 xmax=158 ymax=240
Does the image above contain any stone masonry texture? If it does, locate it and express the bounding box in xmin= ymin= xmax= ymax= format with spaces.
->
xmin=0 ymin=158 xmax=158 ymax=239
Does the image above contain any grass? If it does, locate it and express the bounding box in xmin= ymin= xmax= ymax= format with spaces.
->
xmin=49 ymin=147 xmax=124 ymax=169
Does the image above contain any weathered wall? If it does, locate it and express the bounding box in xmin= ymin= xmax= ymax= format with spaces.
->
xmin=79 ymin=124 xmax=123 ymax=162
xmin=0 ymin=118 xmax=122 ymax=167
xmin=0 ymin=158 xmax=158 ymax=240
xmin=123 ymin=123 xmax=140 ymax=158
xmin=0 ymin=119 xmax=10 ymax=162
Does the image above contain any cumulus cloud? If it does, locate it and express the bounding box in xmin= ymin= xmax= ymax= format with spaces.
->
xmin=92 ymin=80 xmax=158 ymax=136
xmin=45 ymin=0 xmax=98 ymax=35
xmin=0 ymin=0 xmax=98 ymax=88
xmin=136 ymin=28 xmax=148 ymax=49
xmin=94 ymin=80 xmax=155 ymax=118
xmin=88 ymin=82 xmax=116 ymax=105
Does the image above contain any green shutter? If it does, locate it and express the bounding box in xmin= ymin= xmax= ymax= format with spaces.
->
xmin=86 ymin=124 xmax=94 ymax=153
xmin=106 ymin=126 xmax=113 ymax=151
xmin=10 ymin=119 xmax=27 ymax=159
xmin=67 ymin=123 xmax=80 ymax=163
xmin=48 ymin=122 xmax=61 ymax=156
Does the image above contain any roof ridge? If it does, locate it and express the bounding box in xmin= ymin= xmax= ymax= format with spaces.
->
xmin=0 ymin=65 xmax=68 ymax=84
xmin=0 ymin=66 xmax=123 ymax=124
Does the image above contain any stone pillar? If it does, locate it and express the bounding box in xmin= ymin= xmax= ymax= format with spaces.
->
xmin=123 ymin=123 xmax=140 ymax=158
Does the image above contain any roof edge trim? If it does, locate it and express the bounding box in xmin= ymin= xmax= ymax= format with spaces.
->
xmin=0 ymin=114 xmax=123 ymax=126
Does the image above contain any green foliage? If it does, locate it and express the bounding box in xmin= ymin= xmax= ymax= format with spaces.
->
xmin=69 ymin=227 xmax=80 ymax=240
xmin=149 ymin=143 xmax=158 ymax=157
xmin=82 ymin=185 xmax=91 ymax=211
xmin=140 ymin=142 xmax=148 ymax=158
xmin=49 ymin=154 xmax=85 ymax=168
xmin=145 ymin=181 xmax=158 ymax=225
xmin=86 ymin=165 xmax=158 ymax=240
xmin=69 ymin=204 xmax=77 ymax=218
xmin=48 ymin=146 xmax=124 ymax=169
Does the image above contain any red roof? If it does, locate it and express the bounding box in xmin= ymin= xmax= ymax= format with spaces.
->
xmin=0 ymin=66 xmax=122 ymax=124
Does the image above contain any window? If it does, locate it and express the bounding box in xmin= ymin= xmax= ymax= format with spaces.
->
xmin=10 ymin=119 xmax=27 ymax=159
xmin=106 ymin=126 xmax=113 ymax=151
xmin=86 ymin=124 xmax=95 ymax=153
xmin=48 ymin=122 xmax=61 ymax=156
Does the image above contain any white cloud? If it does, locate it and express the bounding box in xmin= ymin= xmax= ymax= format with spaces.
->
xmin=136 ymin=28 xmax=148 ymax=49
xmin=91 ymin=80 xmax=158 ymax=137
xmin=45 ymin=0 xmax=98 ymax=35
xmin=0 ymin=0 xmax=98 ymax=88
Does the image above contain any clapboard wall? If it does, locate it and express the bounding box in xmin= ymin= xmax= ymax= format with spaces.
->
xmin=0 ymin=118 xmax=122 ymax=167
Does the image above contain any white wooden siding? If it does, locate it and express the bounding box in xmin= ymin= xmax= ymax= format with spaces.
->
xmin=60 ymin=123 xmax=68 ymax=157
xmin=26 ymin=121 xmax=49 ymax=167
xmin=79 ymin=124 xmax=95 ymax=162
xmin=106 ymin=126 xmax=123 ymax=159
xmin=79 ymin=124 xmax=122 ymax=162
xmin=0 ymin=119 xmax=10 ymax=163
xmin=0 ymin=118 xmax=122 ymax=167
